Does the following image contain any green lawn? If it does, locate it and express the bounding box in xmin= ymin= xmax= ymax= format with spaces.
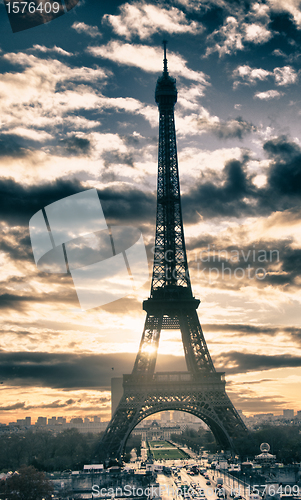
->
xmin=150 ymin=448 xmax=188 ymax=460
xmin=147 ymin=440 xmax=189 ymax=460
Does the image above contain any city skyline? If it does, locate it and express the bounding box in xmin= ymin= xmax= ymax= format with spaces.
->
xmin=3 ymin=407 xmax=301 ymax=427
xmin=0 ymin=0 xmax=301 ymax=425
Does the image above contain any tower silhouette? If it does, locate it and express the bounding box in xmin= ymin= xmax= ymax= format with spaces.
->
xmin=98 ymin=42 xmax=248 ymax=463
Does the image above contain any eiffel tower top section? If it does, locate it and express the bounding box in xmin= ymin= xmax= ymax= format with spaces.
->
xmin=155 ymin=40 xmax=177 ymax=107
xmin=150 ymin=41 xmax=193 ymax=302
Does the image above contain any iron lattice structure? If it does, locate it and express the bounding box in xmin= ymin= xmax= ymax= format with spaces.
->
xmin=98 ymin=43 xmax=248 ymax=463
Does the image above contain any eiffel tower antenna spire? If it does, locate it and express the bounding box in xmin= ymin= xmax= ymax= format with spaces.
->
xmin=97 ymin=47 xmax=249 ymax=464
xmin=163 ymin=39 xmax=168 ymax=74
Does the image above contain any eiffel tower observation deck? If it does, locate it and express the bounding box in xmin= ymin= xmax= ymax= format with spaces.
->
xmin=97 ymin=42 xmax=249 ymax=464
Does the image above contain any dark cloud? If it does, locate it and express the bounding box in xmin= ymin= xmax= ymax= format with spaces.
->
xmin=0 ymin=398 xmax=83 ymax=412
xmin=1 ymin=348 xmax=299 ymax=390
xmin=0 ymin=227 xmax=32 ymax=262
xmin=121 ymin=134 xmax=140 ymax=146
xmin=37 ymin=399 xmax=75 ymax=409
xmin=102 ymin=150 xmax=135 ymax=168
xmin=214 ymin=117 xmax=256 ymax=140
xmin=13 ymin=319 xmax=108 ymax=334
xmin=198 ymin=5 xmax=224 ymax=32
xmin=215 ymin=351 xmax=301 ymax=374
xmin=0 ymin=402 xmax=26 ymax=411
xmin=197 ymin=116 xmax=257 ymax=139
xmin=182 ymin=157 xmax=255 ymax=220
xmin=264 ymin=135 xmax=301 ymax=196
xmin=99 ymin=185 xmax=155 ymax=225
xmin=0 ymin=352 xmax=186 ymax=389
xmin=0 ymin=177 xmax=155 ymax=226
xmin=182 ymin=136 xmax=301 ymax=221
xmin=239 ymin=378 xmax=275 ymax=385
xmin=0 ymin=289 xmax=77 ymax=312
xmin=204 ymin=323 xmax=280 ymax=335
xmin=0 ymin=134 xmax=31 ymax=158
xmin=1 ymin=135 xmax=299 ymax=231
xmin=59 ymin=135 xmax=91 ymax=156
xmin=204 ymin=323 xmax=301 ymax=344
xmin=279 ymin=246 xmax=301 ymax=281
xmin=187 ymin=237 xmax=301 ymax=289
xmin=0 ymin=177 xmax=82 ymax=225
xmin=0 ymin=293 xmax=42 ymax=311
xmin=269 ymin=12 xmax=300 ymax=38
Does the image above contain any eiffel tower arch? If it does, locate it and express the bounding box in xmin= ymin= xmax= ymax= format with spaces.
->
xmin=97 ymin=42 xmax=249 ymax=463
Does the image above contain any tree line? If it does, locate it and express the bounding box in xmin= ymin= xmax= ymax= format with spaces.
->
xmin=171 ymin=424 xmax=301 ymax=463
xmin=0 ymin=466 xmax=53 ymax=500
xmin=1 ymin=424 xmax=300 ymax=472
xmin=0 ymin=428 xmax=102 ymax=472
xmin=0 ymin=428 xmax=142 ymax=472
xmin=171 ymin=427 xmax=218 ymax=454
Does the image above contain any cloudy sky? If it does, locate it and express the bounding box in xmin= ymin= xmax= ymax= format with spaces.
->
xmin=1 ymin=0 xmax=301 ymax=426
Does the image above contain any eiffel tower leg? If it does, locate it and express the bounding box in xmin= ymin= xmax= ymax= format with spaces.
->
xmin=97 ymin=313 xmax=163 ymax=462
xmin=132 ymin=313 xmax=163 ymax=377
xmin=97 ymin=390 xmax=144 ymax=463
xmin=178 ymin=308 xmax=248 ymax=451
xmin=179 ymin=308 xmax=215 ymax=374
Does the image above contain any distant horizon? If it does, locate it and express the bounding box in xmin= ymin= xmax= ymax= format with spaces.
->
xmin=1 ymin=408 xmax=300 ymax=426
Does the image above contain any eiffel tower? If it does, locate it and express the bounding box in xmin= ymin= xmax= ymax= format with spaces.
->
xmin=98 ymin=42 xmax=248 ymax=463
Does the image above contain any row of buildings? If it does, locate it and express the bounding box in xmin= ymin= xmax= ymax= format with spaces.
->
xmin=238 ymin=409 xmax=301 ymax=428
xmin=0 ymin=411 xmax=203 ymax=435
xmin=0 ymin=415 xmax=107 ymax=434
